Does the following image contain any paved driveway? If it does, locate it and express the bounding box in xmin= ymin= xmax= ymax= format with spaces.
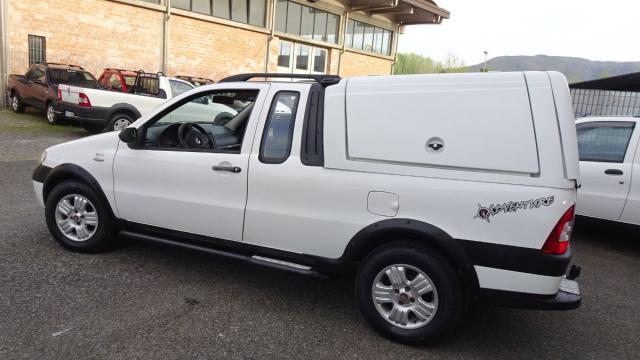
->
xmin=0 ymin=112 xmax=638 ymax=359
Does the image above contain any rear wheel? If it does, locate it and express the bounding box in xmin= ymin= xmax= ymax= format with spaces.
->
xmin=45 ymin=181 xmax=116 ymax=252
xmin=355 ymin=242 xmax=462 ymax=344
xmin=11 ymin=93 xmax=24 ymax=113
xmin=45 ymin=102 xmax=58 ymax=124
xmin=106 ymin=113 xmax=134 ymax=132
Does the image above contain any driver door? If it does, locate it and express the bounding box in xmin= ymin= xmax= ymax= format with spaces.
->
xmin=112 ymin=83 xmax=269 ymax=242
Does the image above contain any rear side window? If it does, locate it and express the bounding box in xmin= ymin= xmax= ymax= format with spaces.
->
xmin=260 ymin=91 xmax=300 ymax=164
xmin=577 ymin=122 xmax=635 ymax=163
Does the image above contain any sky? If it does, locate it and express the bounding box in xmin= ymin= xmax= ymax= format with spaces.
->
xmin=398 ymin=0 xmax=640 ymax=66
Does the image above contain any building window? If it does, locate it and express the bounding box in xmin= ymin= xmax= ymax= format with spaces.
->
xmin=28 ymin=35 xmax=46 ymax=66
xmin=172 ymin=0 xmax=266 ymax=27
xmin=345 ymin=19 xmax=392 ymax=56
xmin=275 ymin=0 xmax=340 ymax=45
xmin=277 ymin=40 xmax=327 ymax=75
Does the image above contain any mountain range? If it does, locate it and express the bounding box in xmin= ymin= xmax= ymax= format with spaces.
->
xmin=468 ymin=55 xmax=640 ymax=83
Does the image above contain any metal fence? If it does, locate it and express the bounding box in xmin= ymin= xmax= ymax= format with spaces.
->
xmin=571 ymin=88 xmax=640 ymax=118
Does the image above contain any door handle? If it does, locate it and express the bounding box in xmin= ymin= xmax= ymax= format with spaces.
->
xmin=212 ymin=166 xmax=241 ymax=173
xmin=604 ymin=169 xmax=623 ymax=176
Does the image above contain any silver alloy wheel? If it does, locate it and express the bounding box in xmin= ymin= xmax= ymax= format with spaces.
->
xmin=12 ymin=95 xmax=18 ymax=111
xmin=372 ymin=264 xmax=439 ymax=329
xmin=54 ymin=194 xmax=98 ymax=242
xmin=113 ymin=118 xmax=131 ymax=131
xmin=46 ymin=104 xmax=56 ymax=123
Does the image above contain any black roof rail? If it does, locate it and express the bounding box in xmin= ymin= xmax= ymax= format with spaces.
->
xmin=37 ymin=62 xmax=84 ymax=70
xmin=219 ymin=73 xmax=341 ymax=86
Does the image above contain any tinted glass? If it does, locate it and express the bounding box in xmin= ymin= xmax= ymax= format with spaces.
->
xmin=278 ymin=41 xmax=292 ymax=68
xmin=249 ymin=0 xmax=266 ymax=26
xmin=286 ymin=2 xmax=301 ymax=35
xmin=313 ymin=11 xmax=327 ymax=41
xmin=345 ymin=19 xmax=355 ymax=47
xmin=352 ymin=21 xmax=364 ymax=50
xmin=260 ymin=92 xmax=300 ymax=163
xmin=213 ymin=0 xmax=231 ymax=18
xmin=192 ymin=0 xmax=211 ymax=15
xmin=326 ymin=13 xmax=339 ymax=44
xmin=231 ymin=0 xmax=248 ymax=23
xmin=300 ymin=6 xmax=314 ymax=39
xmin=295 ymin=45 xmax=309 ymax=70
xmin=274 ymin=0 xmax=287 ymax=32
xmin=313 ymin=48 xmax=326 ymax=73
xmin=172 ymin=0 xmax=190 ymax=10
xmin=577 ymin=124 xmax=634 ymax=162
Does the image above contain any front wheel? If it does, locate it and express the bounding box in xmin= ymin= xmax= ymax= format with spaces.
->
xmin=355 ymin=243 xmax=462 ymax=345
xmin=11 ymin=93 xmax=25 ymax=113
xmin=45 ymin=181 xmax=116 ymax=252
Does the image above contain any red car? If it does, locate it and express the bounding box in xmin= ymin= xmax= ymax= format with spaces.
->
xmin=97 ymin=68 xmax=138 ymax=93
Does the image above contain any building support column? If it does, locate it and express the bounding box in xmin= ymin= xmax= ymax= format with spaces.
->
xmin=0 ymin=0 xmax=8 ymax=107
xmin=264 ymin=0 xmax=276 ymax=73
xmin=336 ymin=10 xmax=349 ymax=76
xmin=390 ymin=25 xmax=401 ymax=75
xmin=162 ymin=0 xmax=171 ymax=74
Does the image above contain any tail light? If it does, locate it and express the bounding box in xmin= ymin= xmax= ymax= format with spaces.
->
xmin=541 ymin=205 xmax=575 ymax=254
xmin=78 ymin=93 xmax=91 ymax=107
xmin=57 ymin=88 xmax=62 ymax=101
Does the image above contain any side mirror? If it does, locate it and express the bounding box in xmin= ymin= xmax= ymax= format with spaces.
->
xmin=118 ymin=127 xmax=138 ymax=144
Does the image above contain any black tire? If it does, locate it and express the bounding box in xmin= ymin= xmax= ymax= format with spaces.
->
xmin=45 ymin=181 xmax=116 ymax=253
xmin=105 ymin=113 xmax=134 ymax=132
xmin=355 ymin=242 xmax=462 ymax=345
xmin=45 ymin=102 xmax=58 ymax=124
xmin=11 ymin=93 xmax=25 ymax=113
xmin=82 ymin=122 xmax=104 ymax=134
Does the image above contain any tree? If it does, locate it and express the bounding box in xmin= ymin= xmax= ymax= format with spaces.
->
xmin=394 ymin=52 xmax=468 ymax=75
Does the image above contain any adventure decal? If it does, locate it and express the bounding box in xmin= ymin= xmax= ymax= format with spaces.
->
xmin=474 ymin=196 xmax=555 ymax=223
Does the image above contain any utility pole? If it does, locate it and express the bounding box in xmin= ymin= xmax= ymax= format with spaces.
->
xmin=482 ymin=50 xmax=488 ymax=72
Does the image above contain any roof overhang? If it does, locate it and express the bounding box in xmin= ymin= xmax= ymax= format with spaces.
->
xmin=347 ymin=0 xmax=450 ymax=25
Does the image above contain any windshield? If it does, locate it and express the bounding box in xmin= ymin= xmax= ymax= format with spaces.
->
xmin=169 ymin=80 xmax=195 ymax=97
xmin=48 ymin=69 xmax=99 ymax=88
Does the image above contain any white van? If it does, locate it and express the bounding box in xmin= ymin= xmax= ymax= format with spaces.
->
xmin=33 ymin=72 xmax=581 ymax=344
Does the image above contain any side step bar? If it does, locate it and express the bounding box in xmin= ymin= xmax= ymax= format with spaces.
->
xmin=119 ymin=230 xmax=327 ymax=279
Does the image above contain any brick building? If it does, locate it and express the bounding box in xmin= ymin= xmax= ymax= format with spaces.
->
xmin=0 ymin=0 xmax=448 ymax=102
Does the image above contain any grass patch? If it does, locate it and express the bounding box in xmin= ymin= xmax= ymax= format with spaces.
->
xmin=0 ymin=109 xmax=85 ymax=135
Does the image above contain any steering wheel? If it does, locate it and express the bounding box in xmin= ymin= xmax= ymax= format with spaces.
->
xmin=177 ymin=123 xmax=215 ymax=150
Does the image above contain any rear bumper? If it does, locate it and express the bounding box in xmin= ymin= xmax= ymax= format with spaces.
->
xmin=479 ymin=278 xmax=582 ymax=310
xmin=56 ymin=101 xmax=109 ymax=124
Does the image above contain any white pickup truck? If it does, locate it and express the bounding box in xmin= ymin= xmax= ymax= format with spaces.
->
xmin=57 ymin=72 xmax=237 ymax=133
xmin=33 ymin=72 xmax=582 ymax=344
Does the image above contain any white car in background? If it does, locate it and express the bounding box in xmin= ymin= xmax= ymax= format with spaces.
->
xmin=576 ymin=116 xmax=640 ymax=225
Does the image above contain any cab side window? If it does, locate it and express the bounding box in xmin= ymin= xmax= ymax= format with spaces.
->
xmin=577 ymin=122 xmax=635 ymax=163
xmin=260 ymin=92 xmax=300 ymax=164
xmin=141 ymin=89 xmax=258 ymax=154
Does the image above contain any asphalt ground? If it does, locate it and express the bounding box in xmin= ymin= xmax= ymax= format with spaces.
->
xmin=1 ymin=112 xmax=639 ymax=359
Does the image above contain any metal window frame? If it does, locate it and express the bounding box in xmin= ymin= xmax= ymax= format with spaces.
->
xmin=345 ymin=19 xmax=392 ymax=56
xmin=276 ymin=0 xmax=340 ymax=45
xmin=173 ymin=0 xmax=266 ymax=27
xmin=28 ymin=35 xmax=46 ymax=66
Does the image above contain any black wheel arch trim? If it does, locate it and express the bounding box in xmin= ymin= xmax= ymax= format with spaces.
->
xmin=36 ymin=163 xmax=115 ymax=216
xmin=107 ymin=104 xmax=141 ymax=120
xmin=339 ymin=218 xmax=481 ymax=295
